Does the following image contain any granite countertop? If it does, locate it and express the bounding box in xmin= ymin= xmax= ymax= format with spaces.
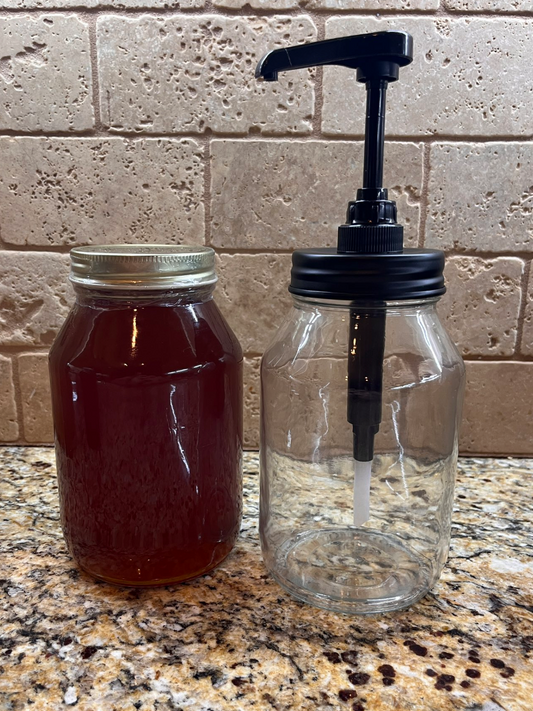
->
xmin=0 ymin=448 xmax=532 ymax=711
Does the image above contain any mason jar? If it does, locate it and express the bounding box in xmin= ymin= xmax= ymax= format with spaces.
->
xmin=260 ymin=250 xmax=465 ymax=615
xmin=49 ymin=245 xmax=242 ymax=587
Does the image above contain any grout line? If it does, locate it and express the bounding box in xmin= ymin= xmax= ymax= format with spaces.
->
xmin=10 ymin=355 xmax=25 ymax=445
xmin=514 ymin=258 xmax=531 ymax=357
xmin=310 ymin=12 xmax=325 ymax=140
xmin=2 ymin=243 xmax=533 ymax=259
xmin=0 ymin=131 xmax=531 ymax=143
xmin=3 ymin=7 xmax=533 ymax=18
xmin=2 ymin=342 xmax=531 ymax=362
xmin=462 ymin=354 xmax=533 ymax=363
xmin=204 ymin=137 xmax=212 ymax=247
xmin=418 ymin=142 xmax=431 ymax=249
xmin=0 ymin=244 xmax=76 ymax=253
xmin=83 ymin=11 xmax=104 ymax=131
xmin=0 ymin=346 xmax=55 ymax=354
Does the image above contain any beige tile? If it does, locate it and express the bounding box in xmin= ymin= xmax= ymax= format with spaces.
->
xmin=0 ymin=138 xmax=204 ymax=247
xmin=438 ymin=257 xmax=524 ymax=357
xmin=97 ymin=15 xmax=316 ymax=135
xmin=214 ymin=0 xmax=298 ymax=6
xmin=244 ymin=357 xmax=261 ymax=449
xmin=211 ymin=140 xmax=422 ymax=249
xmin=310 ymin=0 xmax=438 ymax=5
xmin=215 ymin=0 xmax=438 ymax=5
xmin=0 ymin=355 xmax=19 ymax=441
xmin=427 ymin=143 xmax=533 ymax=253
xmin=521 ymin=269 xmax=533 ymax=356
xmin=445 ymin=0 xmax=530 ymax=10
xmin=216 ymin=253 xmax=293 ymax=354
xmin=460 ymin=362 xmax=533 ymax=455
xmin=0 ymin=0 xmax=203 ymax=5
xmin=324 ymin=18 xmax=533 ymax=137
xmin=0 ymin=252 xmax=72 ymax=347
xmin=18 ymin=353 xmax=53 ymax=444
xmin=0 ymin=15 xmax=93 ymax=132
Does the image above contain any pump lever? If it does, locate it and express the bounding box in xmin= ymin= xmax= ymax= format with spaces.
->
xmin=256 ymin=31 xmax=412 ymax=83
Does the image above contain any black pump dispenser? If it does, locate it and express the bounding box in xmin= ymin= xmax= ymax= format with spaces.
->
xmin=256 ymin=31 xmax=445 ymax=468
xmin=257 ymin=31 xmax=412 ymax=258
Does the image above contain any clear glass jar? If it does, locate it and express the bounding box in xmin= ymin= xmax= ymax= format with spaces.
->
xmin=260 ymin=295 xmax=465 ymax=614
xmin=49 ymin=246 xmax=242 ymax=587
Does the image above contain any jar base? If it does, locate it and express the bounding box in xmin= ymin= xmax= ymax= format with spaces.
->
xmin=267 ymin=528 xmax=432 ymax=615
xmin=74 ymin=541 xmax=236 ymax=588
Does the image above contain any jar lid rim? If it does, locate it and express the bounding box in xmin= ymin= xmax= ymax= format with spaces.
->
xmin=70 ymin=244 xmax=217 ymax=290
xmin=289 ymin=247 xmax=446 ymax=301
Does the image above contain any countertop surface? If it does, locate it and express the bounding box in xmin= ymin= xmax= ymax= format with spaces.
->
xmin=0 ymin=448 xmax=532 ymax=711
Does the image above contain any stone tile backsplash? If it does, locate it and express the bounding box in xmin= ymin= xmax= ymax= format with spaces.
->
xmin=0 ymin=5 xmax=531 ymax=455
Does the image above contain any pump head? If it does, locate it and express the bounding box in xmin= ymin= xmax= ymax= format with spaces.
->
xmin=257 ymin=31 xmax=413 ymax=256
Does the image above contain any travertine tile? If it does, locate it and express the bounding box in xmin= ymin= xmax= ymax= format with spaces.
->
xmin=460 ymin=362 xmax=533 ymax=455
xmin=18 ymin=353 xmax=54 ymax=443
xmin=324 ymin=18 xmax=533 ymax=137
xmin=244 ymin=357 xmax=260 ymax=449
xmin=0 ymin=15 xmax=93 ymax=132
xmin=215 ymin=0 xmax=438 ymax=6
xmin=445 ymin=0 xmax=531 ymax=10
xmin=0 ymin=138 xmax=204 ymax=247
xmin=0 ymin=355 xmax=19 ymax=441
xmin=211 ymin=141 xmax=422 ymax=249
xmin=1 ymin=0 xmax=203 ymax=5
xmin=97 ymin=15 xmax=316 ymax=134
xmin=0 ymin=252 xmax=72 ymax=347
xmin=521 ymin=269 xmax=533 ymax=356
xmin=438 ymin=257 xmax=524 ymax=356
xmin=216 ymin=253 xmax=293 ymax=354
xmin=427 ymin=143 xmax=533 ymax=253
xmin=214 ymin=0 xmax=299 ymax=6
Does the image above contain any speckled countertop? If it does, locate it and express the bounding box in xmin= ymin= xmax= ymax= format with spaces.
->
xmin=0 ymin=448 xmax=532 ymax=711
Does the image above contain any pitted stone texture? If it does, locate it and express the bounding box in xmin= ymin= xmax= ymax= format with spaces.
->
xmin=521 ymin=270 xmax=533 ymax=356
xmin=216 ymin=0 xmax=438 ymax=6
xmin=0 ymin=252 xmax=71 ymax=347
xmin=2 ymin=0 xmax=203 ymax=6
xmin=214 ymin=0 xmax=298 ymax=6
xmin=216 ymin=253 xmax=292 ymax=353
xmin=0 ymin=15 xmax=93 ymax=132
xmin=324 ymin=18 xmax=533 ymax=137
xmin=211 ymin=141 xmax=422 ymax=249
xmin=18 ymin=354 xmax=53 ymax=443
xmin=438 ymin=257 xmax=524 ymax=357
xmin=0 ymin=356 xmax=19 ymax=441
xmin=427 ymin=143 xmax=533 ymax=253
xmin=0 ymin=138 xmax=204 ymax=247
xmin=244 ymin=357 xmax=260 ymax=449
xmin=445 ymin=0 xmax=531 ymax=10
xmin=460 ymin=362 xmax=533 ymax=455
xmin=97 ymin=15 xmax=316 ymax=135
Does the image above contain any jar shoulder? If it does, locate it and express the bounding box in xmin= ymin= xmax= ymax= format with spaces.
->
xmin=262 ymin=303 xmax=464 ymax=377
xmin=50 ymin=298 xmax=242 ymax=376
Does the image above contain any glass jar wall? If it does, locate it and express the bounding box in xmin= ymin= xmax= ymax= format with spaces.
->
xmin=260 ymin=296 xmax=465 ymax=614
xmin=49 ymin=246 xmax=242 ymax=587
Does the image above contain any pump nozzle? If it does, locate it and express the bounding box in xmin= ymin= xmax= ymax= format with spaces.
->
xmin=256 ymin=31 xmax=412 ymax=83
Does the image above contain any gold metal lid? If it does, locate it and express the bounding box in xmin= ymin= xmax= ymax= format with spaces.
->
xmin=70 ymin=245 xmax=217 ymax=290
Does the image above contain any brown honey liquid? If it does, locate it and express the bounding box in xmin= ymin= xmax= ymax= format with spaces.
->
xmin=49 ymin=291 xmax=242 ymax=586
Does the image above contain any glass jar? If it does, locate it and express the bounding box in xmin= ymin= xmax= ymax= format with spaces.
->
xmin=49 ymin=245 xmax=242 ymax=587
xmin=260 ymin=295 xmax=465 ymax=614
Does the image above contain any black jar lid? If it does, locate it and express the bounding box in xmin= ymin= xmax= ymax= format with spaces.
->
xmin=289 ymin=248 xmax=445 ymax=301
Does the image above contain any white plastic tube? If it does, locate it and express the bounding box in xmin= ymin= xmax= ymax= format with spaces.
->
xmin=353 ymin=459 xmax=372 ymax=526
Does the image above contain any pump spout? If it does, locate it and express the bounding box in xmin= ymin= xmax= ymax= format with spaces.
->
xmin=256 ymin=31 xmax=413 ymax=82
